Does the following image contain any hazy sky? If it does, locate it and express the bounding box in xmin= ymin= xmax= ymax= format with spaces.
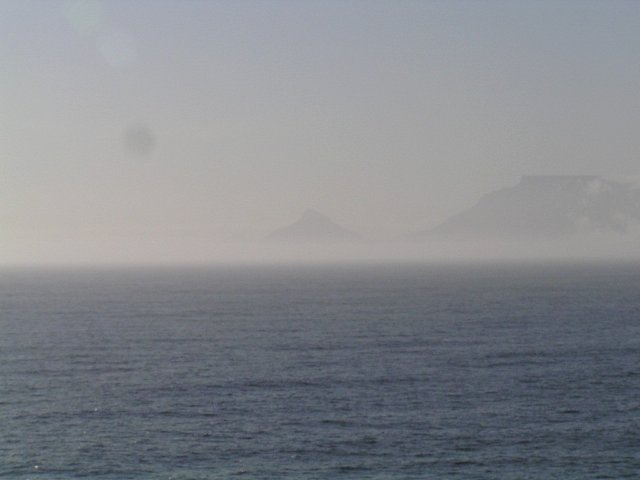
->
xmin=2 ymin=0 xmax=639 ymax=262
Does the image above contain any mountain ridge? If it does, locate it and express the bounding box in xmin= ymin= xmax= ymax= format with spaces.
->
xmin=414 ymin=175 xmax=640 ymax=240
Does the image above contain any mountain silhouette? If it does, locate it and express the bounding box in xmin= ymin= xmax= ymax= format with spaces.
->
xmin=415 ymin=175 xmax=640 ymax=240
xmin=269 ymin=209 xmax=361 ymax=242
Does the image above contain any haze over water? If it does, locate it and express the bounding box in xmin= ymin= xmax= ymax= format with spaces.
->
xmin=2 ymin=2 xmax=640 ymax=478
xmin=2 ymin=0 xmax=640 ymax=264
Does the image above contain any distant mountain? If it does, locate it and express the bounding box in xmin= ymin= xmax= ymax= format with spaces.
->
xmin=416 ymin=175 xmax=640 ymax=240
xmin=269 ymin=209 xmax=360 ymax=242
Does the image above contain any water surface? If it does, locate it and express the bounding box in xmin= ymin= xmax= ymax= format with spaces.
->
xmin=1 ymin=263 xmax=639 ymax=479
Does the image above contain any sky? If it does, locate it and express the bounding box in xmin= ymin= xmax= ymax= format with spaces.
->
xmin=1 ymin=0 xmax=639 ymax=263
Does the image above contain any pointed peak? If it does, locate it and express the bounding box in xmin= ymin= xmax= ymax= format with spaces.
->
xmin=268 ymin=209 xmax=360 ymax=242
xmin=300 ymin=208 xmax=329 ymax=221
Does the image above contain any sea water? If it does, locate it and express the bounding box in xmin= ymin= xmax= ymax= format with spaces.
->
xmin=1 ymin=263 xmax=639 ymax=479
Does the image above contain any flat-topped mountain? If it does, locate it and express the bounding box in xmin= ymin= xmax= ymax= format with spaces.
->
xmin=416 ymin=175 xmax=640 ymax=240
xmin=268 ymin=209 xmax=361 ymax=243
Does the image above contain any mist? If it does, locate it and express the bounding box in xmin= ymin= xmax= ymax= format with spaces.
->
xmin=2 ymin=0 xmax=640 ymax=265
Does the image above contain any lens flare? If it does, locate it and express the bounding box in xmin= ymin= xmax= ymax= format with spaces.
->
xmin=63 ymin=0 xmax=103 ymax=35
xmin=99 ymin=31 xmax=137 ymax=68
xmin=123 ymin=125 xmax=155 ymax=157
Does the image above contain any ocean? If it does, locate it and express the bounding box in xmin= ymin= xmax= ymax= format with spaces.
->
xmin=1 ymin=262 xmax=639 ymax=479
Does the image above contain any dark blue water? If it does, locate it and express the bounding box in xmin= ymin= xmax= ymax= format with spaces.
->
xmin=1 ymin=263 xmax=640 ymax=479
